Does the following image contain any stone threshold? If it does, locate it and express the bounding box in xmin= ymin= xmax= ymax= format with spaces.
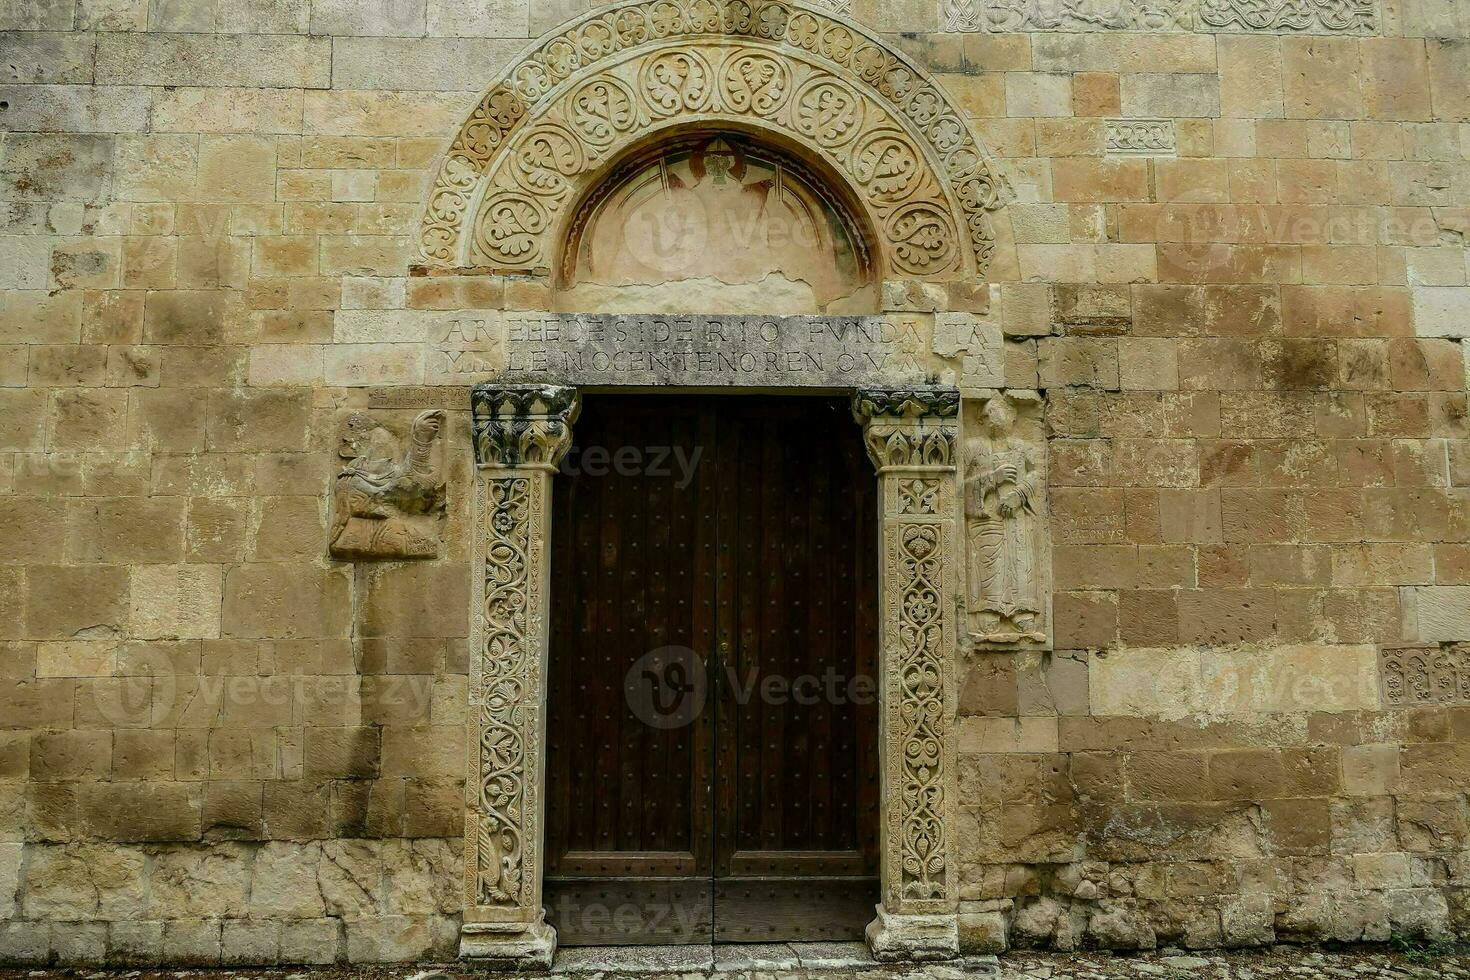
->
xmin=546 ymin=944 xmax=1001 ymax=975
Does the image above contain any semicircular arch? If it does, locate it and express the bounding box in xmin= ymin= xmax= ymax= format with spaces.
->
xmin=416 ymin=0 xmax=1008 ymax=284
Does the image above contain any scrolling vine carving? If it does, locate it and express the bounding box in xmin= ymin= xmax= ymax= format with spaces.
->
xmin=854 ymin=387 xmax=959 ymax=916
xmin=467 ymin=386 xmax=580 ymax=929
xmin=417 ymin=0 xmax=1005 ymax=281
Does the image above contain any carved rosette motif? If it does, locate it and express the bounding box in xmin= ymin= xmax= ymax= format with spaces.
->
xmin=853 ymin=387 xmax=960 ymax=918
xmin=417 ymin=0 xmax=1004 ymax=280
xmin=1380 ymin=645 xmax=1470 ymax=706
xmin=466 ymin=385 xmax=579 ymax=935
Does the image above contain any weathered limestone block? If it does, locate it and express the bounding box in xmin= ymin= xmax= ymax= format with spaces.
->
xmin=128 ymin=565 xmax=222 ymax=640
xmin=95 ymin=34 xmax=331 ymax=89
xmin=222 ymin=920 xmax=281 ymax=966
xmin=320 ymin=839 xmax=384 ymax=919
xmin=383 ymin=838 xmax=461 ymax=916
xmin=249 ymin=842 xmax=327 ymax=920
xmin=1217 ymin=899 xmax=1275 ymax=952
xmin=279 ymin=919 xmax=342 ymax=966
xmin=957 ymin=906 xmax=1009 ymax=953
xmin=346 ymin=915 xmax=433 ymax=964
xmin=21 ymin=845 xmax=146 ymax=920
xmin=53 ymin=921 xmax=108 ymax=965
xmin=1088 ymin=902 xmax=1158 ymax=950
xmin=0 ymin=922 xmax=50 ymax=966
xmin=148 ymin=845 xmax=250 ymax=920
xmin=107 ymin=921 xmax=165 ymax=966
xmin=328 ymin=409 xmax=447 ymax=560
xmin=0 ymin=843 xmax=20 ymax=919
xmin=161 ymin=920 xmax=222 ymax=966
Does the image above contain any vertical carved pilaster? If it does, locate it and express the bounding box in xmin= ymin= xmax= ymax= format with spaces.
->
xmin=462 ymin=384 xmax=579 ymax=969
xmin=853 ymin=386 xmax=962 ymax=962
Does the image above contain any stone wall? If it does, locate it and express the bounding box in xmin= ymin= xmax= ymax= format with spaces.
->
xmin=2 ymin=0 xmax=1470 ymax=964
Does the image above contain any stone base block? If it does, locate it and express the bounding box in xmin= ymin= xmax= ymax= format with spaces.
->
xmin=865 ymin=905 xmax=960 ymax=962
xmin=459 ymin=919 xmax=555 ymax=971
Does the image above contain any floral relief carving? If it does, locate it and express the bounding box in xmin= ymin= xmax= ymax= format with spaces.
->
xmin=417 ymin=0 xmax=1005 ymax=281
xmin=466 ymin=385 xmax=580 ymax=931
xmin=476 ymin=473 xmax=534 ymax=907
xmin=854 ymin=387 xmax=959 ymax=917
xmin=1380 ymin=645 xmax=1470 ymax=706
xmin=942 ymin=0 xmax=1375 ymax=31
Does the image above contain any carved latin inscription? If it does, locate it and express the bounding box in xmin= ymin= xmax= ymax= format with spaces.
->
xmin=963 ymin=394 xmax=1049 ymax=648
xmin=328 ymin=409 xmax=447 ymax=560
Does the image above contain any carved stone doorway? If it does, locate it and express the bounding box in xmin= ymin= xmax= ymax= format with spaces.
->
xmin=465 ymin=383 xmax=962 ymax=968
xmin=543 ymin=393 xmax=880 ymax=946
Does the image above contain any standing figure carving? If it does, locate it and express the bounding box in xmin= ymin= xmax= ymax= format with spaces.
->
xmin=965 ymin=398 xmax=1046 ymax=645
xmin=329 ymin=409 xmax=448 ymax=560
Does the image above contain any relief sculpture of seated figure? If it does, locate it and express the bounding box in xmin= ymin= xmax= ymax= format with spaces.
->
xmin=328 ymin=409 xmax=447 ymax=560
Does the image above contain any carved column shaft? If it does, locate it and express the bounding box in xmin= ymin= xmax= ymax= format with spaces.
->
xmin=853 ymin=387 xmax=962 ymax=962
xmin=462 ymin=384 xmax=579 ymax=969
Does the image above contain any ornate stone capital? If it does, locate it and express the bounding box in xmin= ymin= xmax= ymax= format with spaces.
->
xmin=853 ymin=386 xmax=960 ymax=472
xmin=471 ymin=384 xmax=580 ymax=470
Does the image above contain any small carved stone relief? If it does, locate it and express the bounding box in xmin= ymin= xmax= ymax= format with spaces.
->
xmin=1105 ymin=119 xmax=1177 ymax=157
xmin=943 ymin=0 xmax=1374 ymax=31
xmin=328 ymin=409 xmax=447 ymax=560
xmin=1379 ymin=644 xmax=1470 ymax=706
xmin=963 ymin=393 xmax=1050 ymax=648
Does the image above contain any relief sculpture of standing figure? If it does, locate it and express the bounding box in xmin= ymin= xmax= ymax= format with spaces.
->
xmin=965 ymin=398 xmax=1046 ymax=644
xmin=329 ymin=409 xmax=447 ymax=560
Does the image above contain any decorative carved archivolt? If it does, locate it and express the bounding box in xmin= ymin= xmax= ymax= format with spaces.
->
xmin=963 ymin=393 xmax=1050 ymax=648
xmin=853 ymin=387 xmax=959 ymax=921
xmin=466 ymin=385 xmax=580 ymax=940
xmin=418 ymin=0 xmax=1005 ymax=282
xmin=328 ymin=409 xmax=447 ymax=560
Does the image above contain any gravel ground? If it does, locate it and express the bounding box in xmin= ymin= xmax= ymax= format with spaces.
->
xmin=2 ymin=946 xmax=1468 ymax=980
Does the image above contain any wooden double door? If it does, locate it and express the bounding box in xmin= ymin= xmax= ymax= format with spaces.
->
xmin=546 ymin=394 xmax=880 ymax=945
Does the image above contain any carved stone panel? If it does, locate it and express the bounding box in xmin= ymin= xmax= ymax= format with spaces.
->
xmin=1379 ymin=644 xmax=1470 ymax=706
xmin=463 ymin=385 xmax=580 ymax=969
xmin=852 ymin=386 xmax=961 ymax=961
xmin=963 ymin=392 xmax=1050 ymax=649
xmin=1105 ymin=119 xmax=1177 ymax=158
xmin=327 ymin=409 xmax=447 ymax=560
xmin=942 ymin=0 xmax=1376 ymax=32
